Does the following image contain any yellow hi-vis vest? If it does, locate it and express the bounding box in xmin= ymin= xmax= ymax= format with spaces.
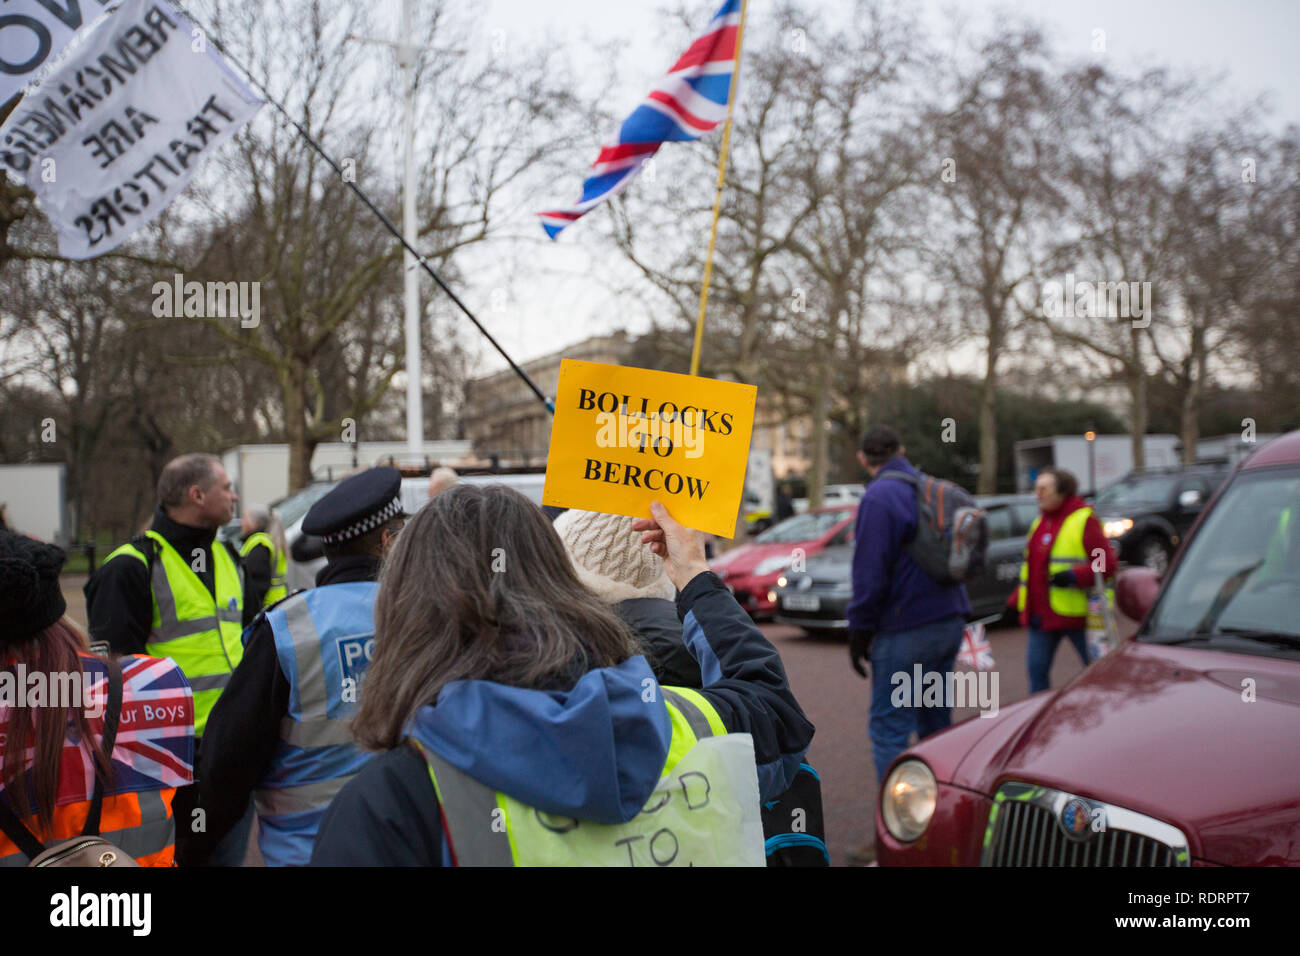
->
xmin=415 ymin=686 xmax=766 ymax=867
xmin=105 ymin=531 xmax=244 ymax=736
xmin=1017 ymin=507 xmax=1094 ymax=619
xmin=240 ymin=531 xmax=287 ymax=607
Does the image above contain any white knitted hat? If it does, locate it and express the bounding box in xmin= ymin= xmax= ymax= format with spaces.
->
xmin=552 ymin=509 xmax=677 ymax=604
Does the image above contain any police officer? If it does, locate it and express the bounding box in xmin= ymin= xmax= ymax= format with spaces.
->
xmin=85 ymin=453 xmax=257 ymax=866
xmin=183 ymin=467 xmax=405 ymax=866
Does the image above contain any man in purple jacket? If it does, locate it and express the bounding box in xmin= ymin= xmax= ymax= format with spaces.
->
xmin=846 ymin=426 xmax=970 ymax=796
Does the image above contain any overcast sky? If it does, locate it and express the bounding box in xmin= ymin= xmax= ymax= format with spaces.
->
xmin=452 ymin=0 xmax=1300 ymax=375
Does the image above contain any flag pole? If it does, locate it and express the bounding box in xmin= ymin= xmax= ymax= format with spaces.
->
xmin=689 ymin=0 xmax=749 ymax=377
xmin=174 ymin=2 xmax=555 ymax=416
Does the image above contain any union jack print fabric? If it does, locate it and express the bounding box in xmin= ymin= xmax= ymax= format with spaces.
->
xmin=957 ymin=622 xmax=996 ymax=671
xmin=0 ymin=654 xmax=194 ymax=806
xmin=538 ymin=0 xmax=741 ymax=238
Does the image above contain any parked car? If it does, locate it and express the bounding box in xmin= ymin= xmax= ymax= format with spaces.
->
xmin=876 ymin=432 xmax=1300 ymax=866
xmin=709 ymin=505 xmax=857 ymax=619
xmin=1093 ymin=463 xmax=1231 ymax=574
xmin=772 ymin=493 xmax=1037 ymax=633
xmin=277 ymin=480 xmax=338 ymax=592
xmin=792 ymin=482 xmax=864 ymax=515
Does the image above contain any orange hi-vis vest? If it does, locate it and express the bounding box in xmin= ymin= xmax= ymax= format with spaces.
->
xmin=0 ymin=653 xmax=195 ymax=867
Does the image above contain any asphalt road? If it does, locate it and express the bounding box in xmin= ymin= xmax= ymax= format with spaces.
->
xmin=761 ymin=618 xmax=1092 ymax=866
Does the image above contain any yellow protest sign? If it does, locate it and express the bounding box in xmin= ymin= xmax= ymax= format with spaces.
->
xmin=543 ymin=360 xmax=757 ymax=537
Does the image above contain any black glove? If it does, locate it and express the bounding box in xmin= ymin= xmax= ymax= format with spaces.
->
xmin=849 ymin=629 xmax=875 ymax=679
xmin=1050 ymin=569 xmax=1077 ymax=588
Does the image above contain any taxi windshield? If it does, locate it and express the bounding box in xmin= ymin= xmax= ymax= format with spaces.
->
xmin=1145 ymin=468 xmax=1300 ymax=645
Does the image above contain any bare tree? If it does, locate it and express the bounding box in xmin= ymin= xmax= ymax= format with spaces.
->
xmin=777 ymin=0 xmax=930 ymax=504
xmin=1154 ymin=116 xmax=1285 ymax=459
xmin=180 ymin=0 xmax=581 ymax=488
xmin=923 ymin=22 xmax=1077 ymax=493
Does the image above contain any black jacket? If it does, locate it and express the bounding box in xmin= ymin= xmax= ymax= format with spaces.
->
xmin=241 ymin=541 xmax=273 ymax=612
xmin=178 ymin=554 xmax=381 ymax=866
xmin=84 ymin=508 xmax=258 ymax=656
xmin=310 ymin=571 xmax=814 ymax=866
xmin=614 ymin=596 xmax=702 ymax=687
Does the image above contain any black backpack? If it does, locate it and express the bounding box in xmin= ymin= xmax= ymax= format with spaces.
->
xmin=880 ymin=471 xmax=987 ymax=585
xmin=760 ymin=763 xmax=829 ymax=867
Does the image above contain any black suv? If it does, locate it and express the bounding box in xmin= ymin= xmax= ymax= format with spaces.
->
xmin=1092 ymin=463 xmax=1232 ymax=574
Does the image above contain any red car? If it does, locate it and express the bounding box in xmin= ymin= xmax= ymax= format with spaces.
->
xmin=877 ymin=431 xmax=1300 ymax=866
xmin=710 ymin=505 xmax=856 ymax=619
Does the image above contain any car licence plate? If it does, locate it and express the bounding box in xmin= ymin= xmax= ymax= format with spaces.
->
xmin=783 ymin=594 xmax=820 ymax=612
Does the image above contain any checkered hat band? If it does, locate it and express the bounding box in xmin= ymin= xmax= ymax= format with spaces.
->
xmin=322 ymin=496 xmax=403 ymax=544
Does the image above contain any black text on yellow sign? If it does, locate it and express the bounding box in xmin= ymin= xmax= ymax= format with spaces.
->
xmin=543 ymin=360 xmax=757 ymax=537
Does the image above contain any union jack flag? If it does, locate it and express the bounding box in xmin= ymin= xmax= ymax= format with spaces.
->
xmin=957 ymin=622 xmax=996 ymax=671
xmin=538 ymin=0 xmax=741 ymax=239
xmin=0 ymin=655 xmax=194 ymax=807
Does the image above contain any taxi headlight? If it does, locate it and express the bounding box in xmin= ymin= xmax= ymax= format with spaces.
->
xmin=1103 ymin=518 xmax=1133 ymax=538
xmin=881 ymin=760 xmax=937 ymax=842
xmin=776 ymin=575 xmax=788 ymax=588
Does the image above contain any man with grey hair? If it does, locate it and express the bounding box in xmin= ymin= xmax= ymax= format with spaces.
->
xmin=87 ymin=453 xmax=256 ymax=665
xmin=86 ymin=451 xmax=260 ymax=865
xmin=426 ymin=466 xmax=458 ymax=500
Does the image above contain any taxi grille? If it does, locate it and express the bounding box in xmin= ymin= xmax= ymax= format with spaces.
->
xmin=987 ymin=801 xmax=1176 ymax=866
xmin=982 ymin=782 xmax=1189 ymax=867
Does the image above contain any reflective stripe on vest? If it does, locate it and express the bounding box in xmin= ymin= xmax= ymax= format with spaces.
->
xmin=241 ymin=532 xmax=288 ymax=608
xmin=251 ymin=582 xmax=377 ymax=867
xmin=0 ymin=783 xmax=176 ymax=868
xmin=418 ymin=685 xmax=766 ymax=867
xmin=106 ymin=532 xmax=244 ymax=738
xmin=1017 ymin=508 xmax=1093 ymax=618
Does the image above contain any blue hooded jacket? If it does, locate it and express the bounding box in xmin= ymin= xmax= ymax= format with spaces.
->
xmin=406 ymin=655 xmax=674 ymax=825
xmin=846 ymin=457 xmax=970 ymax=635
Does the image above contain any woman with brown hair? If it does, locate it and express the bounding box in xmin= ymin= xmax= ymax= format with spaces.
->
xmin=0 ymin=530 xmax=195 ymax=866
xmin=311 ymin=486 xmax=814 ymax=866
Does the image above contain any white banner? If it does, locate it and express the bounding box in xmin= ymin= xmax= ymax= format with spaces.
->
xmin=0 ymin=0 xmax=114 ymax=106
xmin=0 ymin=0 xmax=261 ymax=259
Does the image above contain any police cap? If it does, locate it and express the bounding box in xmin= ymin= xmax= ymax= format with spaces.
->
xmin=302 ymin=466 xmax=406 ymax=545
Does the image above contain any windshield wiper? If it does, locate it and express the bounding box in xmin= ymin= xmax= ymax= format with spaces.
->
xmin=1205 ymin=627 xmax=1300 ymax=650
xmin=1193 ymin=560 xmax=1263 ymax=633
xmin=1149 ymin=627 xmax=1300 ymax=650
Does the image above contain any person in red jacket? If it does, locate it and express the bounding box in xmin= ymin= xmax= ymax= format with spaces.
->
xmin=1014 ymin=467 xmax=1116 ymax=692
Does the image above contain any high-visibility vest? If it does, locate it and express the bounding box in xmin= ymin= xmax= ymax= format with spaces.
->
xmin=240 ymin=531 xmax=288 ymax=607
xmin=1261 ymin=505 xmax=1294 ymax=577
xmin=0 ymin=653 xmax=191 ymax=867
xmin=1017 ymin=507 xmax=1094 ymax=618
xmin=415 ymin=685 xmax=766 ymax=867
xmin=252 ymin=582 xmax=377 ymax=866
xmin=105 ymin=531 xmax=244 ymax=737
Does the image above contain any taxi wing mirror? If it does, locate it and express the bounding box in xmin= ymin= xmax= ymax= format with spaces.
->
xmin=1116 ymin=566 xmax=1162 ymax=622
